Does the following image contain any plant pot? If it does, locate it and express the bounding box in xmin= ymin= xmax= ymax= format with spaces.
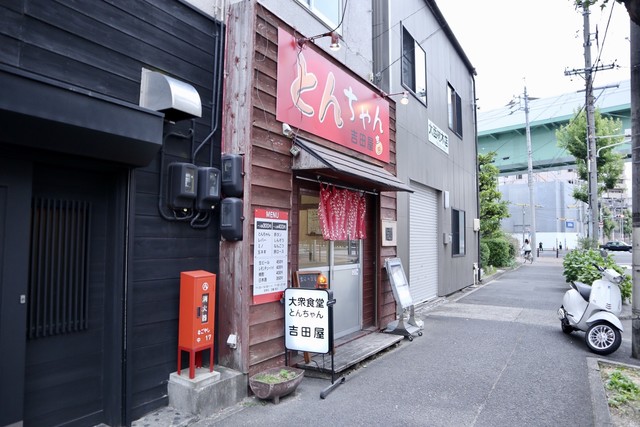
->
xmin=249 ymin=367 xmax=304 ymax=404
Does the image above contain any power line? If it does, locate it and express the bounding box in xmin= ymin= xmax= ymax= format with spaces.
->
xmin=592 ymin=1 xmax=617 ymax=87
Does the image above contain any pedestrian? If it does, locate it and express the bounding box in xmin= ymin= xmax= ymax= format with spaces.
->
xmin=539 ymin=242 xmax=543 ymax=252
xmin=523 ymin=239 xmax=532 ymax=257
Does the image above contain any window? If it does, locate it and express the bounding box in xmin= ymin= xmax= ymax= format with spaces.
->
xmin=452 ymin=209 xmax=465 ymax=256
xmin=297 ymin=0 xmax=342 ymax=29
xmin=28 ymin=198 xmax=91 ymax=338
xmin=448 ymin=83 xmax=463 ymax=137
xmin=401 ymin=26 xmax=427 ymax=105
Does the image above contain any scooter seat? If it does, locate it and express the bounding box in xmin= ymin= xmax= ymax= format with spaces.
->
xmin=572 ymin=281 xmax=592 ymax=301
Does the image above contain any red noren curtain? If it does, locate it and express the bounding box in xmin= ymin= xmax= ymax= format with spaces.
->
xmin=318 ymin=185 xmax=366 ymax=240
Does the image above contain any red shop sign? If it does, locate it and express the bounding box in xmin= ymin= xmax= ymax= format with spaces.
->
xmin=276 ymin=28 xmax=390 ymax=163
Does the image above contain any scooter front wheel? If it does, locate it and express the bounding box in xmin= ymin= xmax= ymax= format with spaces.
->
xmin=585 ymin=321 xmax=622 ymax=355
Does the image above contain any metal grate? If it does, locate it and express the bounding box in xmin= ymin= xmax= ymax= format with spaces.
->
xmin=27 ymin=198 xmax=91 ymax=339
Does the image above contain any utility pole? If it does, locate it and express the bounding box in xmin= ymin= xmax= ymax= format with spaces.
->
xmin=564 ymin=3 xmax=615 ymax=242
xmin=514 ymin=203 xmax=530 ymax=244
xmin=581 ymin=3 xmax=599 ymax=242
xmin=630 ymin=17 xmax=640 ymax=359
xmin=524 ymin=86 xmax=537 ymax=257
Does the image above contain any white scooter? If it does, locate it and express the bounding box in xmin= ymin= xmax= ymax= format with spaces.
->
xmin=557 ymin=263 xmax=623 ymax=355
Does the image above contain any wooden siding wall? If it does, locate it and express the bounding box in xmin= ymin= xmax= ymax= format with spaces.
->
xmin=362 ymin=194 xmax=377 ymax=327
xmin=378 ymin=104 xmax=400 ymax=329
xmin=378 ymin=190 xmax=399 ymax=327
xmin=248 ymin=6 xmax=295 ymax=375
xmin=1 ymin=0 xmax=224 ymax=420
xmin=224 ymin=3 xmax=400 ymax=376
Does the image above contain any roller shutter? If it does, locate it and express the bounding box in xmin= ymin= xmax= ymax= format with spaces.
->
xmin=409 ymin=186 xmax=438 ymax=302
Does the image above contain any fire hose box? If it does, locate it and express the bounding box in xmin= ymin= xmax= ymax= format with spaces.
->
xmin=178 ymin=270 xmax=216 ymax=379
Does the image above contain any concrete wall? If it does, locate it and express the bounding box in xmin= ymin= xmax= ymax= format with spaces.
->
xmin=501 ymin=181 xmax=585 ymax=248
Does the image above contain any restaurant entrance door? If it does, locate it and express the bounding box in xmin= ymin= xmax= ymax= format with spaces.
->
xmin=298 ymin=190 xmax=362 ymax=338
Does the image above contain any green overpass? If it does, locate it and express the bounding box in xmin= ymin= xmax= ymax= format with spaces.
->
xmin=478 ymin=80 xmax=631 ymax=175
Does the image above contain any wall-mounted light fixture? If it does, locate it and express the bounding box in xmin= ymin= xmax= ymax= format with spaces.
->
xmin=297 ymin=31 xmax=341 ymax=52
xmin=386 ymin=91 xmax=409 ymax=105
xmin=282 ymin=122 xmax=295 ymax=138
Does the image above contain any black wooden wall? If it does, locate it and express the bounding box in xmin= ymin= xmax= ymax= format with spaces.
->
xmin=1 ymin=0 xmax=223 ymax=422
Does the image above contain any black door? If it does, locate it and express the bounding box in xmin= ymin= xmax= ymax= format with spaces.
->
xmin=0 ymin=157 xmax=32 ymax=426
xmin=22 ymin=163 xmax=124 ymax=426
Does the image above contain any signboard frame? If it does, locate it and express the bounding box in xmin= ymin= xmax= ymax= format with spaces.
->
xmin=384 ymin=257 xmax=413 ymax=310
xmin=293 ymin=270 xmax=323 ymax=289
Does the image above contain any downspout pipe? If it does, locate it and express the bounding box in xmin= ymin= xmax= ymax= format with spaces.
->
xmin=193 ymin=10 xmax=226 ymax=164
xmin=473 ymin=75 xmax=482 ymax=283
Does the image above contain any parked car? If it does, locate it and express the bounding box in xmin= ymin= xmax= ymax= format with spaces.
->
xmin=600 ymin=241 xmax=632 ymax=252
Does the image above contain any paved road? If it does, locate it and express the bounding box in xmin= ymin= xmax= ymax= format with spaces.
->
xmin=143 ymin=257 xmax=640 ymax=426
xmin=608 ymin=250 xmax=632 ymax=269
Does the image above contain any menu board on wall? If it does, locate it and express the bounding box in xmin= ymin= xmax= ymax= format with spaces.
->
xmin=253 ymin=209 xmax=289 ymax=304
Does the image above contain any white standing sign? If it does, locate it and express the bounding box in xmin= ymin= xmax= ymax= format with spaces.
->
xmin=284 ymin=288 xmax=331 ymax=354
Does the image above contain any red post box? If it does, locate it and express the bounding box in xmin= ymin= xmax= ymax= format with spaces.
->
xmin=178 ymin=270 xmax=216 ymax=379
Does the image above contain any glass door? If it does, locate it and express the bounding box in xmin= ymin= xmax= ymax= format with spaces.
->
xmin=330 ymin=239 xmax=362 ymax=337
xmin=298 ymin=190 xmax=362 ymax=338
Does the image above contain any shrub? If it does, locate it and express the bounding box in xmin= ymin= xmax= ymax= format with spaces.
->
xmin=562 ymin=248 xmax=632 ymax=302
xmin=506 ymin=235 xmax=519 ymax=259
xmin=480 ymin=240 xmax=490 ymax=267
xmin=577 ymin=236 xmax=600 ymax=250
xmin=483 ymin=237 xmax=512 ymax=267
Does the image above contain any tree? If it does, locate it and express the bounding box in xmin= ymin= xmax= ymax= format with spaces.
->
xmin=478 ymin=152 xmax=510 ymax=237
xmin=602 ymin=205 xmax=616 ymax=239
xmin=623 ymin=208 xmax=632 ymax=237
xmin=556 ymin=108 xmax=625 ymax=203
xmin=575 ymin=0 xmax=640 ymax=25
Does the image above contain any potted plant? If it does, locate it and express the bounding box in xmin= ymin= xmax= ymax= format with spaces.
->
xmin=249 ymin=366 xmax=304 ymax=404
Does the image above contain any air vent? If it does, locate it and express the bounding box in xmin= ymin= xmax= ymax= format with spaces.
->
xmin=139 ymin=68 xmax=202 ymax=122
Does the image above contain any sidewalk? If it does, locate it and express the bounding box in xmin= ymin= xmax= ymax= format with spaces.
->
xmin=134 ymin=256 xmax=639 ymax=426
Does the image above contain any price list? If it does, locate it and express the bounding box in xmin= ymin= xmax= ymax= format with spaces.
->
xmin=253 ymin=209 xmax=289 ymax=304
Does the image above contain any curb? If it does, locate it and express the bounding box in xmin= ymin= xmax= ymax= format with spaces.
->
xmin=588 ymin=357 xmax=640 ymax=427
xmin=587 ymin=357 xmax=613 ymax=427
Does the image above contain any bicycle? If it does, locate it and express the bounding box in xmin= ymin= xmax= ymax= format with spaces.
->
xmin=522 ymin=250 xmax=533 ymax=264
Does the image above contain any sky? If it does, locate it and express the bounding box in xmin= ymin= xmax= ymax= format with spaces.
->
xmin=436 ymin=0 xmax=632 ymax=112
